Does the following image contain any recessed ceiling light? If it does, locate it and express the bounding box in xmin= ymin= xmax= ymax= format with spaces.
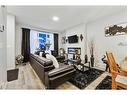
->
xmin=53 ymin=16 xmax=59 ymax=21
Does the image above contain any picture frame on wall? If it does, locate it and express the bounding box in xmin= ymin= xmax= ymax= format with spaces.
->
xmin=105 ymin=22 xmax=127 ymax=37
xmin=61 ymin=36 xmax=66 ymax=44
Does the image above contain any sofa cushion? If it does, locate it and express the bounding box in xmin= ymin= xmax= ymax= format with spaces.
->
xmin=39 ymin=51 xmax=46 ymax=58
xmin=48 ymin=65 xmax=74 ymax=77
xmin=31 ymin=54 xmax=53 ymax=66
xmin=46 ymin=54 xmax=59 ymax=68
xmin=30 ymin=54 xmax=38 ymax=59
xmin=31 ymin=54 xmax=53 ymax=67
xmin=37 ymin=55 xmax=53 ymax=66
xmin=39 ymin=52 xmax=43 ymax=56
xmin=116 ymin=75 xmax=127 ymax=85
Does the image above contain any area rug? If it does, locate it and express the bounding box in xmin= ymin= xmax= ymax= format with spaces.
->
xmin=7 ymin=68 xmax=19 ymax=82
xmin=69 ymin=68 xmax=104 ymax=89
xmin=95 ymin=75 xmax=125 ymax=90
xmin=95 ymin=75 xmax=111 ymax=89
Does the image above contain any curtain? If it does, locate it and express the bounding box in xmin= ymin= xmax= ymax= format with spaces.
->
xmin=54 ymin=33 xmax=59 ymax=56
xmin=21 ymin=28 xmax=30 ymax=63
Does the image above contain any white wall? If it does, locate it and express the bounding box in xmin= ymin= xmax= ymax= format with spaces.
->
xmin=60 ymin=24 xmax=86 ymax=61
xmin=0 ymin=6 xmax=7 ymax=82
xmin=7 ymin=14 xmax=15 ymax=70
xmin=60 ymin=11 xmax=127 ymax=70
xmin=86 ymin=11 xmax=127 ymax=68
xmin=15 ymin=24 xmax=22 ymax=56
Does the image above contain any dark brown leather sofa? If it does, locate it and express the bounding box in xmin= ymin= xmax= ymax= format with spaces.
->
xmin=30 ymin=54 xmax=76 ymax=89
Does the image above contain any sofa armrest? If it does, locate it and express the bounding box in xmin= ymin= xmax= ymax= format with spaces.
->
xmin=48 ymin=65 xmax=75 ymax=78
xmin=44 ymin=65 xmax=75 ymax=89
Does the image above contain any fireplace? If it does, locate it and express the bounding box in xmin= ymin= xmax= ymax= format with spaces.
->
xmin=68 ymin=47 xmax=81 ymax=55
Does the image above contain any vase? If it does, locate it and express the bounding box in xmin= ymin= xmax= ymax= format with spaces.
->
xmin=46 ymin=46 xmax=50 ymax=50
xmin=90 ymin=55 xmax=94 ymax=67
xmin=85 ymin=54 xmax=88 ymax=63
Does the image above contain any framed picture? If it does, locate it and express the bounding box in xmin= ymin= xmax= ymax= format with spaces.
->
xmin=61 ymin=36 xmax=66 ymax=44
xmin=68 ymin=47 xmax=81 ymax=55
xmin=105 ymin=22 xmax=127 ymax=37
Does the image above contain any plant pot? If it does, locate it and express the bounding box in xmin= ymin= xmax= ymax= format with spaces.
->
xmin=90 ymin=55 xmax=94 ymax=67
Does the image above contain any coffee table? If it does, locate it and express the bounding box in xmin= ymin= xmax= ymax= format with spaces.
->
xmin=65 ymin=59 xmax=90 ymax=72
xmin=74 ymin=62 xmax=90 ymax=72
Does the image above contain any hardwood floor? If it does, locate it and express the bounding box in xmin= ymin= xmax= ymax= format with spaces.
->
xmin=4 ymin=63 xmax=44 ymax=89
xmin=1 ymin=63 xmax=110 ymax=89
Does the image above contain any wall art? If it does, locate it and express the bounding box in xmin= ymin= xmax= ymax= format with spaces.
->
xmin=105 ymin=22 xmax=127 ymax=37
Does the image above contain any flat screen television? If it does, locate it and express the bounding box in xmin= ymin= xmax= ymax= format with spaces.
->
xmin=68 ymin=35 xmax=78 ymax=43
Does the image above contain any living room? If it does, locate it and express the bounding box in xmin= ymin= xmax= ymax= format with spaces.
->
xmin=1 ymin=5 xmax=127 ymax=91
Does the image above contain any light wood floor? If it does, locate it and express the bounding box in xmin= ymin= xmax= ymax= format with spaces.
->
xmin=1 ymin=63 xmax=110 ymax=90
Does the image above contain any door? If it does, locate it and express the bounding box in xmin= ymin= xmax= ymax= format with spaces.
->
xmin=0 ymin=6 xmax=7 ymax=82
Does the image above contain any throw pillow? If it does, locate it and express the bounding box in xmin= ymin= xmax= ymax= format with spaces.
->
xmin=39 ymin=52 xmax=43 ymax=56
xmin=46 ymin=54 xmax=59 ymax=68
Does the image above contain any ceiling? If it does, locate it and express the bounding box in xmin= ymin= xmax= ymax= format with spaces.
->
xmin=7 ymin=6 xmax=127 ymax=32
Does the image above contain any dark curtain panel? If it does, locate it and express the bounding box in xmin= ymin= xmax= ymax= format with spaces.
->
xmin=21 ymin=28 xmax=30 ymax=63
xmin=54 ymin=33 xmax=59 ymax=56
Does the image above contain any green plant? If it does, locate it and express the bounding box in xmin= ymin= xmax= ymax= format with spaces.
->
xmin=44 ymin=41 xmax=52 ymax=47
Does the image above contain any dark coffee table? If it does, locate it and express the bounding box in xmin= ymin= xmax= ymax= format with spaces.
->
xmin=65 ymin=59 xmax=90 ymax=72
xmin=74 ymin=62 xmax=90 ymax=72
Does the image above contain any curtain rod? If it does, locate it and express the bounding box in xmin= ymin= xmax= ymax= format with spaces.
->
xmin=21 ymin=26 xmax=60 ymax=34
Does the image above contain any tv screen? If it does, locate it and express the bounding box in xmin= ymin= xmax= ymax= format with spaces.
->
xmin=68 ymin=35 xmax=78 ymax=43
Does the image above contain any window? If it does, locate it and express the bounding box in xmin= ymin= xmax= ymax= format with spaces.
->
xmin=30 ymin=30 xmax=54 ymax=54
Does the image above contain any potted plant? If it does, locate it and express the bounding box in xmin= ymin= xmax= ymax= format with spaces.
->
xmin=44 ymin=41 xmax=52 ymax=50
